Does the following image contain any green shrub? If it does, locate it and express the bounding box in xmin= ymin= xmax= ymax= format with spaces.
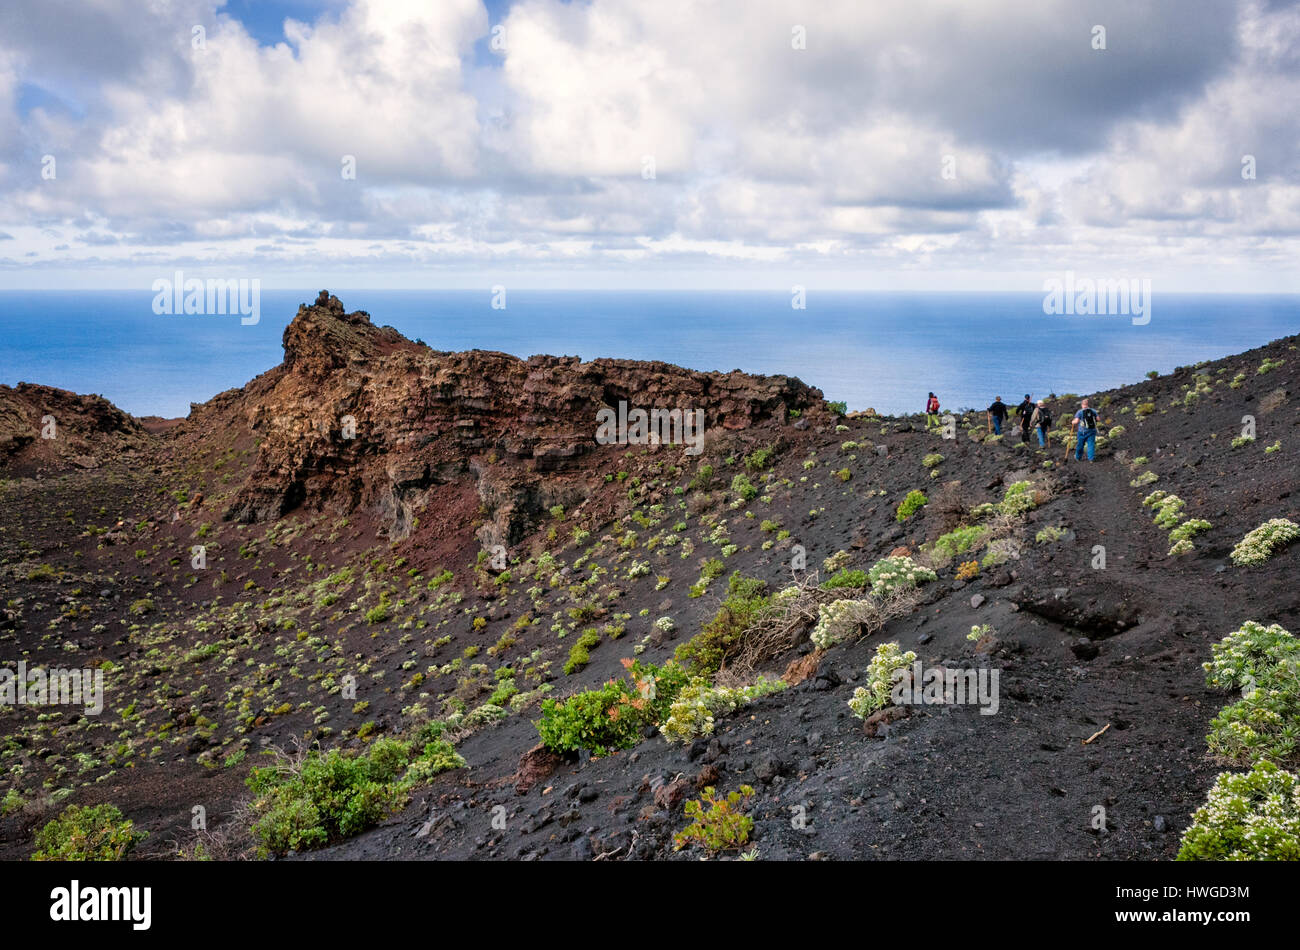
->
xmin=998 ymin=480 xmax=1038 ymax=516
xmin=932 ymin=525 xmax=989 ymax=560
xmin=1201 ymin=621 xmax=1294 ymax=696
xmin=1202 ymin=621 xmax=1300 ymax=767
xmin=564 ymin=628 xmax=601 ymax=675
xmin=245 ymin=737 xmax=460 ymax=857
xmin=1168 ymin=519 xmax=1211 ymax=544
xmin=674 ymin=573 xmax=770 ymax=677
xmin=536 ymin=661 xmax=690 ymax=755
xmin=827 ymin=401 xmax=847 ymax=416
xmin=31 ymin=804 xmax=145 ymax=861
xmin=1177 ymin=761 xmax=1300 ymax=860
xmin=821 ymin=568 xmax=868 ymax=591
xmin=730 ymin=473 xmax=758 ymax=501
xmin=1035 ymin=525 xmax=1068 ymax=544
xmin=895 ymin=489 xmax=928 ymax=522
xmin=922 ymin=453 xmax=944 ymax=468
xmin=674 ymin=785 xmax=756 ymax=853
xmin=689 ymin=463 xmax=715 ymax=490
xmin=403 ymin=740 xmax=467 ymax=784
xmin=364 ymin=594 xmax=391 ymax=624
xmin=744 ymin=447 xmax=776 ymax=471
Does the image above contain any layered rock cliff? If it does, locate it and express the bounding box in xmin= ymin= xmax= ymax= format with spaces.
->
xmin=219 ymin=292 xmax=826 ymax=541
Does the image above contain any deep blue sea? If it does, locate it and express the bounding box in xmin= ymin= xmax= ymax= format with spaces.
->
xmin=1 ymin=291 xmax=1297 ymax=419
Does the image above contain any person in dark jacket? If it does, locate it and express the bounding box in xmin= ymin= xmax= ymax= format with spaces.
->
xmin=1015 ymin=394 xmax=1034 ymax=444
xmin=986 ymin=397 xmax=1008 ymax=435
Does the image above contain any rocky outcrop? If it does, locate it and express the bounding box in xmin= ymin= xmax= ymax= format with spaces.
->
xmin=221 ymin=291 xmax=826 ymax=537
xmin=0 ymin=382 xmax=151 ymax=476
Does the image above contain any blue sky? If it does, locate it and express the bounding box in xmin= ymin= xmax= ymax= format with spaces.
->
xmin=1 ymin=0 xmax=1298 ymax=291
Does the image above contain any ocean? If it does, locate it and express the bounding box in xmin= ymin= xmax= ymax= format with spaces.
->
xmin=1 ymin=290 xmax=1297 ymax=420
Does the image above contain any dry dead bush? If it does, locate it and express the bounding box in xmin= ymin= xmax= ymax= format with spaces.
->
xmin=687 ymin=491 xmax=715 ymax=515
xmin=719 ymin=572 xmax=920 ymax=685
xmin=152 ymin=800 xmax=258 ymax=861
xmin=928 ymin=479 xmax=979 ymax=538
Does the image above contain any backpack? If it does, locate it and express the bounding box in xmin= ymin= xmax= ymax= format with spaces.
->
xmin=1037 ymin=407 xmax=1052 ymax=428
xmin=1079 ymin=407 xmax=1098 ymax=429
xmin=927 ymin=397 xmax=939 ymax=413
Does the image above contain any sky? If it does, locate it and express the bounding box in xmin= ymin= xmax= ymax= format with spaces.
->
xmin=0 ymin=0 xmax=1298 ymax=291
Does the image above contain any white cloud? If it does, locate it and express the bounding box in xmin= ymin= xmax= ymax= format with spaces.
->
xmin=0 ymin=0 xmax=1297 ymax=288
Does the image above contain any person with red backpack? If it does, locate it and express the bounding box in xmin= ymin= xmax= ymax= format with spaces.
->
xmin=925 ymin=392 xmax=940 ymax=429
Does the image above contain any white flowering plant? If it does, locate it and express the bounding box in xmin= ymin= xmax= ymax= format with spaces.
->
xmin=1204 ymin=621 xmax=1300 ymax=690
xmin=1177 ymin=760 xmax=1300 ymax=860
xmin=659 ymin=676 xmax=786 ymax=743
xmin=867 ymin=556 xmax=937 ymax=598
xmin=848 ymin=642 xmax=916 ymax=719
xmin=1230 ymin=518 xmax=1300 ymax=566
xmin=811 ymin=598 xmax=880 ymax=649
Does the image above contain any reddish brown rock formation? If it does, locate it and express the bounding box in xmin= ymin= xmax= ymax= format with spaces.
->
xmin=220 ymin=291 xmax=826 ymax=540
xmin=0 ymin=382 xmax=151 ymax=476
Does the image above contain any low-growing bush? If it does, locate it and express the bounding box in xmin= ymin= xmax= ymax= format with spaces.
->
xmin=31 ymin=804 xmax=145 ymax=861
xmin=536 ymin=661 xmax=690 ymax=755
xmin=998 ymin=480 xmax=1039 ymax=516
xmin=564 ymin=628 xmax=601 ymax=675
xmin=1203 ymin=621 xmax=1300 ymax=767
xmin=660 ymin=677 xmax=786 ymax=743
xmin=1231 ymin=518 xmax=1300 ymax=566
xmin=895 ymin=489 xmax=928 ymax=522
xmin=675 ymin=573 xmax=770 ymax=677
xmin=246 ymin=737 xmax=462 ymax=857
xmin=810 ymin=598 xmax=884 ymax=649
xmin=867 ymin=555 xmax=936 ymax=598
xmin=1177 ymin=760 xmax=1300 ymax=860
xmin=930 ymin=524 xmax=989 ymax=562
xmin=673 ymin=785 xmax=755 ymax=853
xmin=1204 ymin=621 xmax=1300 ymax=690
xmin=730 ymin=473 xmax=758 ymax=501
xmin=820 ymin=568 xmax=868 ymax=591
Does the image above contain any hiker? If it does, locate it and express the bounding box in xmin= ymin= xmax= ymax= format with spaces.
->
xmin=1016 ymin=394 xmax=1034 ymax=444
xmin=986 ymin=396 xmax=1008 ymax=435
xmin=925 ymin=392 xmax=940 ymax=429
xmin=1029 ymin=399 xmax=1052 ymax=447
xmin=1071 ymin=398 xmax=1100 ymax=462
